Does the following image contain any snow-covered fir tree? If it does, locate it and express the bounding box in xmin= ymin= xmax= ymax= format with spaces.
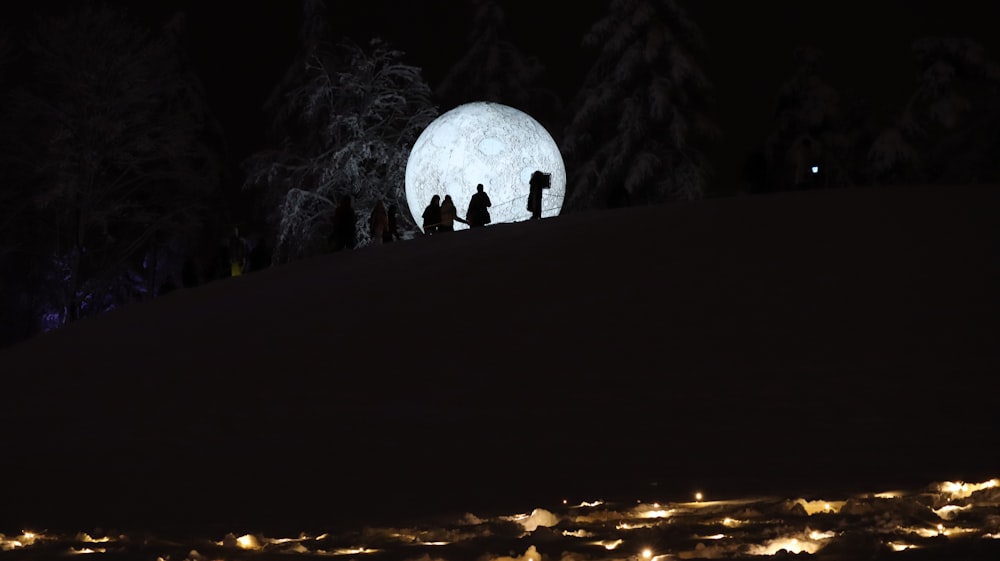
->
xmin=869 ymin=36 xmax=1000 ymax=185
xmin=435 ymin=0 xmax=561 ymax=129
xmin=0 ymin=4 xmax=224 ymax=333
xmin=760 ymin=45 xmax=870 ymax=193
xmin=560 ymin=0 xmax=718 ymax=210
xmin=243 ymin=0 xmax=437 ymax=263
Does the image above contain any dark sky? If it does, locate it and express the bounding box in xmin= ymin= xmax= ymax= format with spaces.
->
xmin=11 ymin=0 xmax=1000 ymax=194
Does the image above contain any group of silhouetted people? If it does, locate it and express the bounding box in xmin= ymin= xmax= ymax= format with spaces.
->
xmin=331 ymin=169 xmax=551 ymax=245
xmin=369 ymin=199 xmax=400 ymax=244
xmin=422 ymin=171 xmax=550 ymax=234
xmin=422 ymin=183 xmax=493 ymax=234
xmin=329 ymin=194 xmax=401 ymax=251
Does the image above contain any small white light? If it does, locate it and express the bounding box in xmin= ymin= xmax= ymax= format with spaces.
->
xmin=811 ymin=165 xmax=819 ymax=174
xmin=642 ymin=548 xmax=653 ymax=559
xmin=695 ymin=492 xmax=703 ymax=501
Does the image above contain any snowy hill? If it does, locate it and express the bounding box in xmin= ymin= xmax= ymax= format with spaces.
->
xmin=1 ymin=185 xmax=997 ymax=534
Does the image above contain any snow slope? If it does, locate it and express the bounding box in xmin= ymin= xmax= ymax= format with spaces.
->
xmin=1 ymin=185 xmax=997 ymax=535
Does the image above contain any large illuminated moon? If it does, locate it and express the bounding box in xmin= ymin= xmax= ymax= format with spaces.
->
xmin=405 ymin=102 xmax=566 ymax=232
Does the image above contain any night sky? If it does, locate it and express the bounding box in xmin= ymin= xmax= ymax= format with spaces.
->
xmin=12 ymin=0 xmax=1000 ymax=194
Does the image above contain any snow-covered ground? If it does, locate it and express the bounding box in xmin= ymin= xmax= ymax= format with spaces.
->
xmin=1 ymin=185 xmax=997 ymax=558
xmin=1 ymin=478 xmax=999 ymax=559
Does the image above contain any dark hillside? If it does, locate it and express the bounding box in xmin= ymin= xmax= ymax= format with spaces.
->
xmin=2 ymin=185 xmax=997 ymax=534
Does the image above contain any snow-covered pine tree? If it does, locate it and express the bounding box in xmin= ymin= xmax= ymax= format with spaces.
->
xmin=243 ymin=0 xmax=438 ymax=263
xmin=435 ymin=0 xmax=561 ymax=129
xmin=0 ymin=3 xmax=224 ymax=330
xmin=762 ymin=45 xmax=869 ymax=192
xmin=870 ymin=36 xmax=1000 ymax=185
xmin=560 ymin=0 xmax=718 ymax=211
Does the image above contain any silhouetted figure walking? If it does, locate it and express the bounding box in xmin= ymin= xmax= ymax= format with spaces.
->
xmin=466 ymin=183 xmax=492 ymax=227
xmin=439 ymin=194 xmax=457 ymax=232
xmin=386 ymin=204 xmax=400 ymax=242
xmin=331 ymin=194 xmax=357 ymax=251
xmin=422 ymin=194 xmax=441 ymax=234
xmin=527 ymin=170 xmax=551 ymax=220
xmin=370 ymin=200 xmax=389 ymax=245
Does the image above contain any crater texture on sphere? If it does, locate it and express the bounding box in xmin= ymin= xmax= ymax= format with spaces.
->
xmin=405 ymin=102 xmax=566 ymax=231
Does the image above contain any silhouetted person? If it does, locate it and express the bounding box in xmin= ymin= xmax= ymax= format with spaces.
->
xmin=228 ymin=227 xmax=248 ymax=276
xmin=386 ymin=204 xmax=400 ymax=242
xmin=422 ymin=194 xmax=441 ymax=234
xmin=370 ymin=200 xmax=389 ymax=245
xmin=466 ymin=183 xmax=492 ymax=227
xmin=527 ymin=170 xmax=551 ymax=220
xmin=331 ymin=194 xmax=357 ymax=251
xmin=439 ymin=194 xmax=457 ymax=232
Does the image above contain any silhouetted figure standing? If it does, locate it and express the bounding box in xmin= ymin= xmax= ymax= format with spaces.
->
xmin=422 ymin=194 xmax=441 ymax=234
xmin=527 ymin=170 xmax=551 ymax=220
xmin=466 ymin=183 xmax=492 ymax=227
xmin=439 ymin=194 xmax=457 ymax=232
xmin=228 ymin=227 xmax=249 ymax=277
xmin=370 ymin=200 xmax=389 ymax=245
xmin=331 ymin=194 xmax=357 ymax=251
xmin=386 ymin=204 xmax=400 ymax=242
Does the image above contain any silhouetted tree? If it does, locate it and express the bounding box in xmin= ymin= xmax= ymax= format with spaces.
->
xmin=761 ymin=46 xmax=870 ymax=192
xmin=561 ymin=0 xmax=718 ymax=210
xmin=869 ymin=36 xmax=1000 ymax=185
xmin=243 ymin=0 xmax=437 ymax=263
xmin=0 ymin=3 xmax=224 ymax=337
xmin=435 ymin=0 xmax=561 ymax=129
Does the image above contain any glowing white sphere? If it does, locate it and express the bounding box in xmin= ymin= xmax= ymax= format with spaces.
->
xmin=405 ymin=102 xmax=566 ymax=232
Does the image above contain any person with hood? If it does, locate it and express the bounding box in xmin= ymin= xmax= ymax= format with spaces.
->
xmin=422 ymin=194 xmax=441 ymax=234
xmin=466 ymin=183 xmax=492 ymax=228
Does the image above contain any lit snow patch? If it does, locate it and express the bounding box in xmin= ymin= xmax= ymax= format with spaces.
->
xmin=934 ymin=504 xmax=972 ymax=520
xmin=939 ymin=479 xmax=998 ymax=499
xmin=508 ymin=508 xmax=559 ymax=532
xmin=796 ymin=498 xmax=844 ymax=514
